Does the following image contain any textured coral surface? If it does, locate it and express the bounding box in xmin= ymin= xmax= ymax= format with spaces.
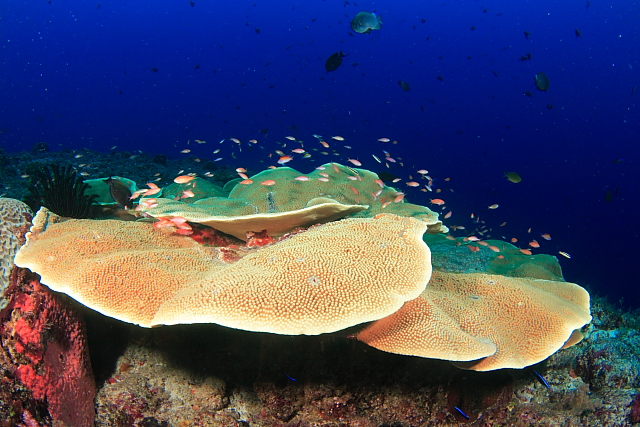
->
xmin=0 ymin=271 xmax=96 ymax=427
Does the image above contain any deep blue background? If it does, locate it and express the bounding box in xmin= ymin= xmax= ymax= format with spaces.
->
xmin=2 ymin=0 xmax=638 ymax=308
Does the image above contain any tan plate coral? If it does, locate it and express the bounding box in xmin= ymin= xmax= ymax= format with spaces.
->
xmin=356 ymin=271 xmax=591 ymax=371
xmin=14 ymin=209 xmax=432 ymax=334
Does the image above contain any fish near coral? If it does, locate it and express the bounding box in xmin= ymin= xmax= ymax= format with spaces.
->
xmin=104 ymin=177 xmax=133 ymax=209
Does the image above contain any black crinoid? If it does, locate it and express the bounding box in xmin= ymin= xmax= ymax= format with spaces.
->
xmin=25 ymin=164 xmax=99 ymax=219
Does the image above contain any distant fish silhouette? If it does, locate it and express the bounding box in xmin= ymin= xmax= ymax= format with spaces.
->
xmin=325 ymin=51 xmax=347 ymax=72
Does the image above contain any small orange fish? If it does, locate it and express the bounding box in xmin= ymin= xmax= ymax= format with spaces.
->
xmin=181 ymin=190 xmax=195 ymax=199
xmin=417 ymin=169 xmax=428 ymax=175
xmin=497 ymin=255 xmax=505 ymax=259
xmin=332 ymin=136 xmax=345 ymax=141
xmin=394 ymin=193 xmax=405 ymax=203
xmin=291 ymin=148 xmax=306 ymax=154
xmin=520 ymin=249 xmax=532 ymax=255
xmin=378 ymin=138 xmax=390 ymax=142
xmin=350 ymin=186 xmax=360 ymax=195
xmin=348 ymin=159 xmax=362 ymax=166
xmin=174 ymin=175 xmax=195 ymax=184
xmin=406 ymin=182 xmax=420 ymax=187
xmin=488 ymin=245 xmax=501 ymax=252
xmin=236 ymin=167 xmax=247 ymax=173
xmin=143 ymin=188 xmax=162 ymax=196
xmin=320 ymin=141 xmax=330 ymax=148
xmin=278 ymin=155 xmax=293 ymax=164
xmin=295 ymin=176 xmax=310 ymax=181
xmin=500 ymin=222 xmax=507 ymax=226
xmin=529 ymin=240 xmax=541 ymax=248
xmin=478 ymin=241 xmax=489 ymax=247
xmin=430 ymin=199 xmax=445 ymax=205
xmin=261 ymin=180 xmax=276 ymax=186
xmin=510 ymin=238 xmax=518 ymax=243
xmin=249 ymin=139 xmax=258 ymax=143
xmin=238 ymin=173 xmax=249 ymax=179
xmin=239 ymin=179 xmax=254 ymax=185
xmin=468 ymin=246 xmax=480 ymax=253
xmin=180 ymin=149 xmax=191 ymax=154
xmin=195 ymin=139 xmax=206 ymax=144
xmin=444 ymin=211 xmax=452 ymax=219
xmin=540 ymin=233 xmax=552 ymax=240
xmin=375 ymin=179 xmax=385 ymax=188
xmin=446 ymin=235 xmax=456 ymax=241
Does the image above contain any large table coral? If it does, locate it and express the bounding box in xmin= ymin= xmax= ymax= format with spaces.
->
xmin=11 ymin=161 xmax=592 ymax=372
xmin=15 ymin=208 xmax=432 ymax=333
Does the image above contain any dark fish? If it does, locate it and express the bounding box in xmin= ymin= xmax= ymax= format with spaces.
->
xmin=532 ymin=370 xmax=551 ymax=389
xmin=190 ymin=0 xmax=194 ymax=6
xmin=520 ymin=53 xmax=532 ymax=61
xmin=586 ymin=1 xmax=591 ymax=7
xmin=351 ymin=11 xmax=383 ymax=34
xmin=470 ymin=26 xmax=476 ymax=30
xmin=524 ymin=30 xmax=531 ymax=39
xmin=437 ymin=75 xmax=444 ymax=81
xmin=504 ymin=171 xmax=522 ymax=183
xmin=535 ymin=72 xmax=550 ymax=91
xmin=547 ymin=104 xmax=554 ymax=109
xmin=194 ymin=64 xmax=200 ymax=69
xmin=575 ymin=29 xmax=582 ymax=37
xmin=378 ymin=171 xmax=398 ymax=182
xmin=454 ymin=406 xmax=470 ymax=420
xmin=612 ymin=158 xmax=625 ymax=163
xmin=104 ymin=177 xmax=133 ymax=209
xmin=255 ymin=28 xmax=261 ymax=33
xmin=398 ymin=80 xmax=411 ymax=91
xmin=631 ymin=86 xmax=637 ymax=97
xmin=325 ymin=51 xmax=347 ymax=72
xmin=524 ymin=91 xmax=533 ymax=97
xmin=492 ymin=70 xmax=499 ymax=77
xmin=151 ymin=67 xmax=159 ymax=72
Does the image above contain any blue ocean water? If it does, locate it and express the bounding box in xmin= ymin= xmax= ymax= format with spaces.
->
xmin=1 ymin=0 xmax=638 ymax=308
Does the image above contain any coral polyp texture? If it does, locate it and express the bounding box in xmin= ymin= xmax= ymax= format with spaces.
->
xmin=356 ymin=271 xmax=591 ymax=371
xmin=0 ymin=198 xmax=32 ymax=310
xmin=15 ymin=208 xmax=432 ymax=333
xmin=1 ymin=276 xmax=96 ymax=427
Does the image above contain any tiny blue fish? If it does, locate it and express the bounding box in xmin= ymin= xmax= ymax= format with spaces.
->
xmin=286 ymin=374 xmax=297 ymax=382
xmin=454 ymin=406 xmax=470 ymax=420
xmin=533 ymin=370 xmax=551 ymax=389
